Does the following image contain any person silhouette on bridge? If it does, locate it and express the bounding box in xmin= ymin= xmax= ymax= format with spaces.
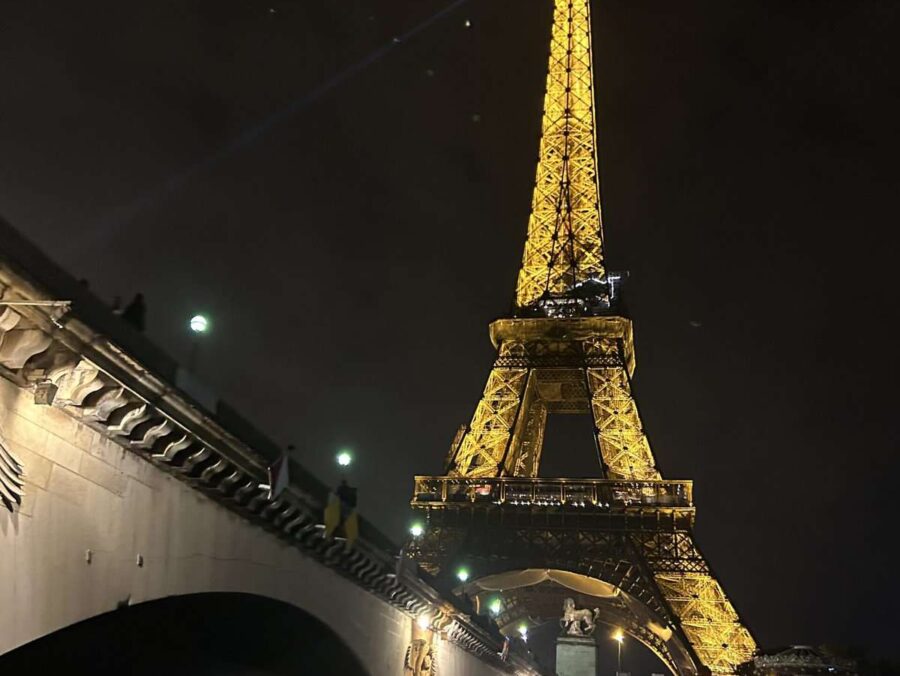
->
xmin=121 ymin=293 xmax=146 ymax=331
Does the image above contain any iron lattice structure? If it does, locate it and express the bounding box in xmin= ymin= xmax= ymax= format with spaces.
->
xmin=516 ymin=0 xmax=605 ymax=308
xmin=409 ymin=1 xmax=758 ymax=675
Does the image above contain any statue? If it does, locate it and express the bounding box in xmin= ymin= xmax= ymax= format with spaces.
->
xmin=560 ymin=597 xmax=599 ymax=636
xmin=404 ymin=638 xmax=434 ymax=676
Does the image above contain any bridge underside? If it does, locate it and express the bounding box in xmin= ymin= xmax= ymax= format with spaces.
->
xmin=0 ymin=593 xmax=369 ymax=676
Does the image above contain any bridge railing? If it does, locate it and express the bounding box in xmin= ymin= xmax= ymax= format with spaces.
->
xmin=412 ymin=476 xmax=693 ymax=509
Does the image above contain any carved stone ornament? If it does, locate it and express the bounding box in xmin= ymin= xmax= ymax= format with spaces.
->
xmin=404 ymin=638 xmax=434 ymax=676
xmin=559 ymin=597 xmax=599 ymax=637
xmin=0 ymin=433 xmax=25 ymax=513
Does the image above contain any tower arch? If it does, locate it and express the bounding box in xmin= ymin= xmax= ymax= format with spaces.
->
xmin=463 ymin=568 xmax=697 ymax=676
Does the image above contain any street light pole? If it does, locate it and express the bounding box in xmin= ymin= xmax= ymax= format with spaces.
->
xmin=396 ymin=522 xmax=424 ymax=577
xmin=188 ymin=336 xmax=200 ymax=371
xmin=187 ymin=314 xmax=209 ymax=371
xmin=613 ymin=630 xmax=624 ymax=675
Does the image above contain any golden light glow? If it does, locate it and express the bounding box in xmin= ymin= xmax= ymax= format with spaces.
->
xmin=612 ymin=629 xmax=625 ymax=643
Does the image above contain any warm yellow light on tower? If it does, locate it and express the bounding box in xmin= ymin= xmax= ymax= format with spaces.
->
xmin=403 ymin=0 xmax=761 ymax=673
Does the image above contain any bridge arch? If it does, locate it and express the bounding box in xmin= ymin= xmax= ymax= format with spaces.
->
xmin=0 ymin=294 xmax=530 ymax=676
xmin=0 ymin=373 xmax=416 ymax=671
xmin=0 ymin=592 xmax=370 ymax=675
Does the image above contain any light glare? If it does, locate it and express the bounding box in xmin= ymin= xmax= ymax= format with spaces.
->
xmin=336 ymin=451 xmax=352 ymax=467
xmin=189 ymin=314 xmax=209 ymax=333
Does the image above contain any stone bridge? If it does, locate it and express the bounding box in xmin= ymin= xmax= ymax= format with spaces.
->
xmin=0 ymin=217 xmax=541 ymax=675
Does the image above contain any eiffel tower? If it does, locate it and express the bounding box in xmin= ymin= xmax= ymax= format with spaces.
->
xmin=408 ymin=2 xmax=757 ymax=675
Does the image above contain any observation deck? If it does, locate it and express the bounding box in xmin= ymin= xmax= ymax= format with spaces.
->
xmin=412 ymin=476 xmax=695 ymax=530
xmin=409 ymin=477 xmax=701 ymax=583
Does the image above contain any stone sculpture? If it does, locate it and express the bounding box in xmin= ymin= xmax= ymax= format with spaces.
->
xmin=560 ymin=597 xmax=599 ymax=636
xmin=404 ymin=638 xmax=433 ymax=675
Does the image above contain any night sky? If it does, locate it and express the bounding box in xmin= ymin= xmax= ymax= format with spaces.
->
xmin=2 ymin=0 xmax=898 ymax=663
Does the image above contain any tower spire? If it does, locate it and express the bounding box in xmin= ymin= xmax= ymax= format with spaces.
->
xmin=515 ymin=0 xmax=605 ymax=311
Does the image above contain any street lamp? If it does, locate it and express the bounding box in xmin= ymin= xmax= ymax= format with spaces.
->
xmin=336 ymin=451 xmax=352 ymax=467
xmin=189 ymin=314 xmax=209 ymax=333
xmin=395 ymin=522 xmax=423 ymax=578
xmin=612 ymin=629 xmax=625 ymax=674
xmin=187 ymin=314 xmax=209 ymax=371
xmin=456 ymin=567 xmax=470 ymax=583
xmin=488 ymin=597 xmax=502 ymax=615
xmin=518 ymin=623 xmax=528 ymax=641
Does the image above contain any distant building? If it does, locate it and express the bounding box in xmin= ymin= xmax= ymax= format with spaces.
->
xmin=739 ymin=646 xmax=858 ymax=676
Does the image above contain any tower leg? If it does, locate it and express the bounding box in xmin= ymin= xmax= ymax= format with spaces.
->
xmin=587 ymin=365 xmax=659 ymax=480
xmin=632 ymin=530 xmax=757 ymax=675
xmin=448 ymin=365 xmax=528 ymax=477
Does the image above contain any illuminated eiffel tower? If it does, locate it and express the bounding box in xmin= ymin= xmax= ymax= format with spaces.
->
xmin=408 ymin=2 xmax=757 ymax=674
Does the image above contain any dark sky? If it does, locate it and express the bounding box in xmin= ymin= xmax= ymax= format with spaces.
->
xmin=2 ymin=0 xmax=898 ymax=662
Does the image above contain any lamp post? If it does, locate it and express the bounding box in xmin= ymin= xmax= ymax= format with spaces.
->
xmin=613 ymin=630 xmax=624 ymax=675
xmin=187 ymin=313 xmax=209 ymax=371
xmin=396 ymin=521 xmax=424 ymax=577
